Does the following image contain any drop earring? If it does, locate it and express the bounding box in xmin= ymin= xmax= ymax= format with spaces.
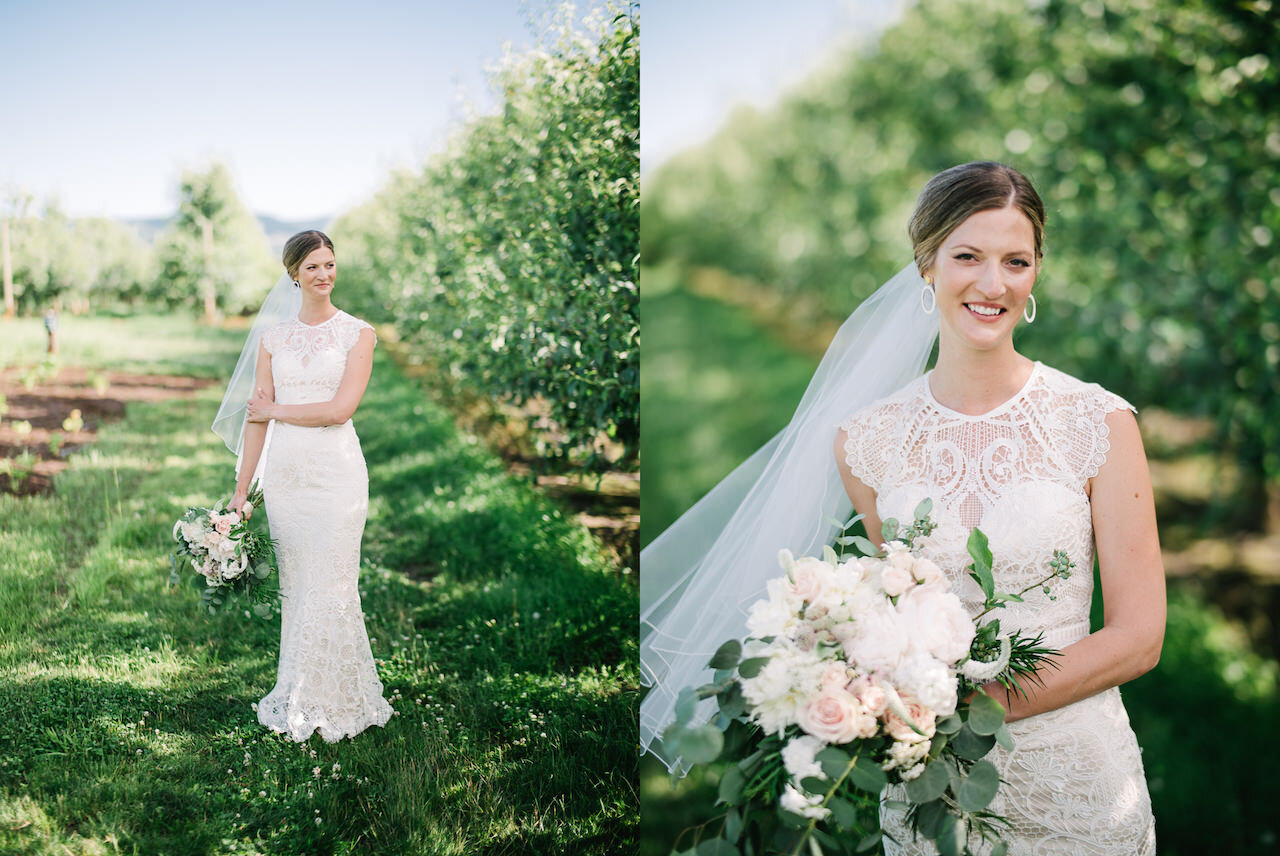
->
xmin=920 ymin=277 xmax=936 ymax=314
xmin=1023 ymin=293 xmax=1037 ymax=323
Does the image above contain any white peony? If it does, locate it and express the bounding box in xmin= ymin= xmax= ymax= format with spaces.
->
xmin=897 ymin=585 xmax=975 ymax=665
xmin=843 ymin=602 xmax=911 ymax=675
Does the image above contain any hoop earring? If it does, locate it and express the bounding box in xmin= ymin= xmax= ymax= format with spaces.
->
xmin=292 ymin=280 xmax=300 ymax=288
xmin=920 ymin=281 xmax=936 ymax=314
xmin=1023 ymin=293 xmax=1037 ymax=323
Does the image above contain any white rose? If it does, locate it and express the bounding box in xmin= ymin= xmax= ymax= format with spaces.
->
xmin=789 ymin=556 xmax=833 ymax=604
xmin=880 ymin=563 xmax=914 ymax=597
xmin=911 ymin=557 xmax=948 ymax=589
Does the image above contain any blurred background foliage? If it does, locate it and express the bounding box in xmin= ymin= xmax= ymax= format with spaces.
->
xmin=643 ymin=0 xmax=1280 ymax=526
xmin=332 ymin=4 xmax=638 ymax=473
xmin=641 ymin=0 xmax=1280 ymax=853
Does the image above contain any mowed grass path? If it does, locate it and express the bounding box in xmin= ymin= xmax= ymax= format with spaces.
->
xmin=0 ymin=315 xmax=637 ymax=855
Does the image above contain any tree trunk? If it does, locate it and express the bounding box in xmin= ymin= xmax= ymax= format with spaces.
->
xmin=2 ymin=218 xmax=13 ymax=320
xmin=200 ymin=216 xmax=216 ymax=325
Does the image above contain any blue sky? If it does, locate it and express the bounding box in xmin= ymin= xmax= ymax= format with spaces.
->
xmin=642 ymin=0 xmax=904 ymax=174
xmin=0 ymin=0 xmax=596 ymax=221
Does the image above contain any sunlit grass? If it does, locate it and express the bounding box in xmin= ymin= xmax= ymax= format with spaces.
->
xmin=0 ymin=318 xmax=637 ymax=855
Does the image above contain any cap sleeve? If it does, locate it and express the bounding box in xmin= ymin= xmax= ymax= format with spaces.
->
xmin=1067 ymin=384 xmax=1137 ymax=484
xmin=262 ymin=321 xmax=286 ymax=356
xmin=336 ymin=313 xmax=377 ymax=353
xmin=836 ymin=401 xmax=899 ymax=495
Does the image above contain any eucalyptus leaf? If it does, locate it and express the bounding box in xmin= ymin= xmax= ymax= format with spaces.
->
xmin=990 ymin=842 xmax=1009 ymax=856
xmin=737 ymin=657 xmax=770 ymax=679
xmin=800 ymin=776 xmax=829 ymax=794
xmin=848 ymin=755 xmax=888 ymax=793
xmin=674 ymin=687 xmax=699 ymax=725
xmin=717 ymin=766 xmax=745 ymax=806
xmin=913 ymin=497 xmax=933 ymax=520
xmin=967 ymin=691 xmax=1007 ymax=736
xmin=881 ymin=518 xmax=899 ymax=543
xmin=935 ymin=713 xmax=963 ymax=735
xmin=677 ymin=724 xmax=724 ymax=764
xmin=718 ymin=682 xmax=746 ymax=719
xmin=827 ymin=796 xmax=860 ymax=830
xmin=855 ymin=830 xmax=882 ymax=853
xmin=709 ymin=639 xmax=742 ymax=670
xmin=994 ymin=724 xmax=1014 ymax=751
xmin=815 ymin=746 xmax=851 ymax=780
xmin=851 ymin=535 xmax=877 ymax=556
xmin=903 ymin=759 xmax=949 ymax=803
xmin=915 ymin=799 xmax=946 ymax=837
xmin=935 ymin=812 xmax=962 ymax=856
xmin=951 ymin=723 xmax=997 ymax=761
xmin=822 ymin=545 xmax=839 ymax=564
xmin=695 ymin=839 xmax=741 ymax=856
xmin=954 ymin=760 xmax=1000 ymax=812
xmin=724 ymin=807 xmax=742 ymax=844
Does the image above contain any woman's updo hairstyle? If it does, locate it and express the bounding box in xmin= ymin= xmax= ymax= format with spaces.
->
xmin=282 ymin=230 xmax=335 ymax=281
xmin=908 ymin=161 xmax=1045 ymax=276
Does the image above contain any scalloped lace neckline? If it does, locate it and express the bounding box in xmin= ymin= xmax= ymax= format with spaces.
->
xmin=923 ymin=361 xmax=1041 ymax=420
xmin=296 ymin=309 xmax=342 ymax=329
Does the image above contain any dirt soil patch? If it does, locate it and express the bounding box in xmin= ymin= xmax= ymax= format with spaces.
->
xmin=0 ymin=366 xmax=218 ymax=496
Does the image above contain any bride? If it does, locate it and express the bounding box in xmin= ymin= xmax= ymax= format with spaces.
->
xmin=640 ymin=162 xmax=1164 ymax=853
xmin=213 ymin=229 xmax=394 ymax=742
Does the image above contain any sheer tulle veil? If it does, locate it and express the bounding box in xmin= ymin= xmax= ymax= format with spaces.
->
xmin=639 ymin=262 xmax=940 ymax=772
xmin=211 ymin=272 xmax=302 ymax=486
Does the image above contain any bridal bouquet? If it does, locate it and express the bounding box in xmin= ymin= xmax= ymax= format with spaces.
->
xmin=661 ymin=500 xmax=1072 ymax=856
xmin=168 ymin=484 xmax=280 ymax=618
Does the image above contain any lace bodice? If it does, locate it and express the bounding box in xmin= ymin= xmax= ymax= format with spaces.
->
xmin=839 ymin=362 xmax=1154 ymax=854
xmin=839 ymin=361 xmax=1132 ymax=649
xmin=263 ymin=310 xmax=376 ymax=406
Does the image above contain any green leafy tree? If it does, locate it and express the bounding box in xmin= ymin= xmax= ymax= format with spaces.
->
xmin=155 ymin=163 xmax=276 ymax=319
xmin=334 ymin=2 xmax=638 ymax=472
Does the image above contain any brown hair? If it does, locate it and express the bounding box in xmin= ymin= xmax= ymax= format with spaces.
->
xmin=908 ymin=162 xmax=1045 ymax=275
xmin=282 ymin=230 xmax=335 ymax=280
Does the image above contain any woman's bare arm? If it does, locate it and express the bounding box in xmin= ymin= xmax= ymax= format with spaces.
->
xmin=983 ymin=408 xmax=1166 ymax=721
xmin=834 ymin=425 xmax=884 ymax=547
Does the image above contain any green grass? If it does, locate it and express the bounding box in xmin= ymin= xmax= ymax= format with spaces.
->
xmin=638 ymin=267 xmax=1280 ymax=856
xmin=0 ymin=314 xmax=638 ymax=855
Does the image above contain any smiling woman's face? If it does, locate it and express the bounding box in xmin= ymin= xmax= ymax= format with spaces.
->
xmin=296 ymin=246 xmax=336 ymax=297
xmin=925 ymin=205 xmax=1038 ymax=353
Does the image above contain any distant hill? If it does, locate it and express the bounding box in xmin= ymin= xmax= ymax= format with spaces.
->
xmin=120 ymin=214 xmax=331 ymax=256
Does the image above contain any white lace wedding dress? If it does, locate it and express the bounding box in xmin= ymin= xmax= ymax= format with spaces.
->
xmin=255 ymin=309 xmax=394 ymax=742
xmin=839 ymin=361 xmax=1155 ymax=855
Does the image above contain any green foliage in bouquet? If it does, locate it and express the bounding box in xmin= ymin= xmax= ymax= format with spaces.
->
xmin=168 ymin=484 xmax=281 ymax=618
xmin=660 ymin=500 xmax=1074 ymax=856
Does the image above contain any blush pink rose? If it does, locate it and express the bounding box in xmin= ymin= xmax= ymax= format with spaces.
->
xmin=856 ymin=682 xmax=888 ymax=717
xmin=880 ymin=563 xmax=913 ymax=597
xmin=884 ymin=697 xmax=937 ymax=743
xmin=820 ymin=664 xmax=851 ymax=691
xmin=799 ymin=689 xmax=877 ymax=743
xmin=789 ymin=558 xmax=829 ymax=603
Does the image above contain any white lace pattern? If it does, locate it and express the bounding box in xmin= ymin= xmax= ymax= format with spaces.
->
xmin=256 ymin=310 xmax=394 ymax=742
xmin=839 ymin=362 xmax=1155 ymax=855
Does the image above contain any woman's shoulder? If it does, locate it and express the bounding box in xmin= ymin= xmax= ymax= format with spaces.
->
xmin=1033 ymin=362 xmax=1135 ymax=415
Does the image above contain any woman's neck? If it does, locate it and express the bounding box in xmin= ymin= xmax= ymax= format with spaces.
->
xmin=929 ymin=336 xmax=1034 ymax=416
xmin=297 ymin=296 xmax=336 ymax=325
